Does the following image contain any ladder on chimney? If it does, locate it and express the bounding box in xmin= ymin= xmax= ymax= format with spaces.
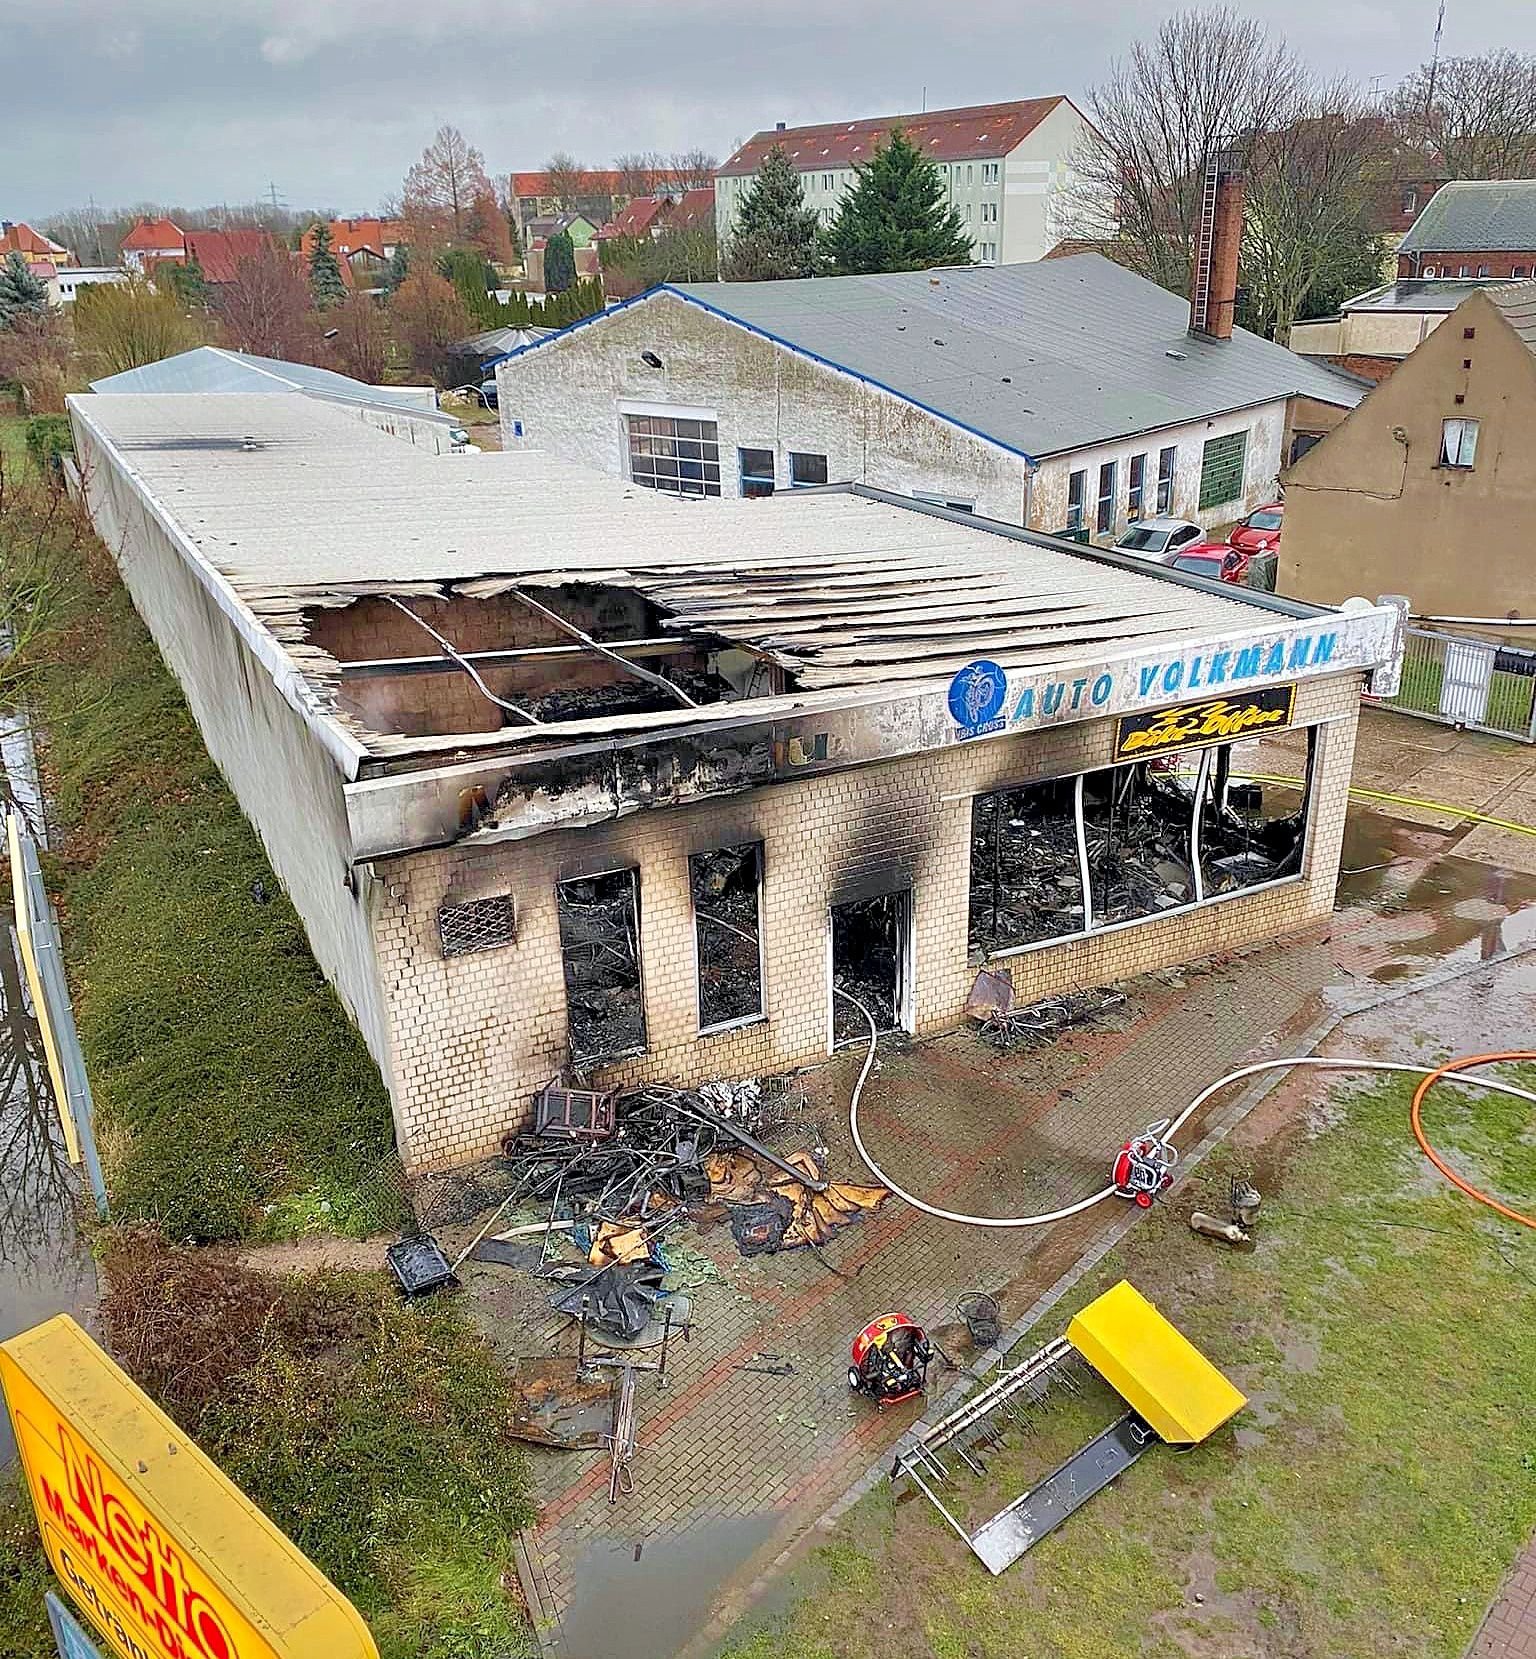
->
xmin=1190 ymin=154 xmax=1221 ymax=335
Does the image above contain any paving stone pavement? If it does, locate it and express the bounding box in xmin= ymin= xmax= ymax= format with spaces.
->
xmin=1471 ymin=1537 xmax=1536 ymax=1658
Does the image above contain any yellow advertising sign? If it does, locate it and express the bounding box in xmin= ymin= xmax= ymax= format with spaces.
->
xmin=1113 ymin=685 xmax=1296 ymax=760
xmin=0 ymin=1316 xmax=378 ymax=1659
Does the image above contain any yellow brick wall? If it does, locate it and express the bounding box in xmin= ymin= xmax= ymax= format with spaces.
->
xmin=372 ymin=674 xmax=1362 ymax=1168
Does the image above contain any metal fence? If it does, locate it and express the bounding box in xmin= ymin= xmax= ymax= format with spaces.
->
xmin=1380 ymin=624 xmax=1536 ymax=744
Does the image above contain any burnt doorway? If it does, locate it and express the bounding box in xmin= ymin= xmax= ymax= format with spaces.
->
xmin=830 ymin=890 xmax=912 ymax=1047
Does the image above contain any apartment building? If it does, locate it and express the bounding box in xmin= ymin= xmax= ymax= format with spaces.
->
xmin=714 ymin=97 xmax=1092 ymax=265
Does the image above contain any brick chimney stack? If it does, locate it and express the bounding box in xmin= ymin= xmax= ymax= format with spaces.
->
xmin=1189 ymin=149 xmax=1244 ymax=341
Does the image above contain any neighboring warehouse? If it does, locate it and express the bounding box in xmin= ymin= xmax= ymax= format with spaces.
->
xmin=1282 ymin=281 xmax=1536 ymax=645
xmin=495 ymin=252 xmax=1364 ymax=536
xmin=1396 ymin=179 xmax=1536 ymax=279
xmin=1289 ymin=277 xmax=1511 ymax=382
xmin=714 ymin=98 xmax=1091 ymax=266
xmin=68 ymin=391 xmax=1392 ymax=1170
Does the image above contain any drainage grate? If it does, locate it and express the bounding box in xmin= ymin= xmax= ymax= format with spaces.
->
xmin=438 ymin=893 xmax=517 ymax=957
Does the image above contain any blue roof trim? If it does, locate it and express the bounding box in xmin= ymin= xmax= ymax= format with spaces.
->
xmin=486 ymin=283 xmax=1039 ymax=466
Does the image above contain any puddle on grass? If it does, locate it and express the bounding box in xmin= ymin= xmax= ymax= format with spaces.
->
xmin=556 ymin=1512 xmax=779 ymax=1659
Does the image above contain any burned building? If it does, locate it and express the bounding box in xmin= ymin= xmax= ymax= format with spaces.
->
xmin=67 ymin=392 xmax=1395 ymax=1170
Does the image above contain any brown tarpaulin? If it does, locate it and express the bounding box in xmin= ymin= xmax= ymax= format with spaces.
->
xmin=705 ymin=1148 xmax=890 ymax=1249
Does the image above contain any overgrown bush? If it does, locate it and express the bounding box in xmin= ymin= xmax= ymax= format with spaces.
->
xmin=98 ymin=1234 xmax=537 ymax=1657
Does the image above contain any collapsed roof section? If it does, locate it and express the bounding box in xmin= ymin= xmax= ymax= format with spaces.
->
xmin=65 ymin=391 xmax=1393 ymax=859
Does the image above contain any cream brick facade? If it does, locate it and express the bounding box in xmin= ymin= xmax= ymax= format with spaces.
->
xmin=373 ymin=672 xmax=1361 ymax=1169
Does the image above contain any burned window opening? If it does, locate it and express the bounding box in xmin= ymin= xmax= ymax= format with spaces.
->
xmin=691 ymin=843 xmax=764 ymax=1030
xmin=1197 ymin=735 xmax=1313 ymax=895
xmin=968 ymin=777 xmax=1084 ymax=956
xmin=832 ymin=893 xmax=907 ymax=1045
xmin=557 ymin=868 xmax=646 ymax=1067
xmin=1084 ymin=762 xmax=1198 ymax=927
xmin=438 ymin=893 xmax=517 ymax=957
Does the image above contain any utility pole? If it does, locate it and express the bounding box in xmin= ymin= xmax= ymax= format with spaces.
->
xmin=86 ymin=194 xmax=104 ymax=265
xmin=1425 ymin=0 xmax=1446 ymax=124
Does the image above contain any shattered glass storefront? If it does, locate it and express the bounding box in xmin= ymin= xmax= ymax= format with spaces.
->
xmin=968 ymin=734 xmax=1315 ymax=959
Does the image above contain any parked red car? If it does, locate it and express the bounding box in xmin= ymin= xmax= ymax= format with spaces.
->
xmin=1166 ymin=541 xmax=1277 ymax=591
xmin=1229 ymin=502 xmax=1284 ymax=554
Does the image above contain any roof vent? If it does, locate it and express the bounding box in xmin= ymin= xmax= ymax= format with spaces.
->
xmin=1165 ymin=348 xmax=1187 ymax=361
xmin=240 ymin=435 xmax=259 ymax=450
xmin=775 ymin=121 xmax=786 ymax=132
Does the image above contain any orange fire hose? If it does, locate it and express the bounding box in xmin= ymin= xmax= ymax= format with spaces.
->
xmin=1410 ymin=1052 xmax=1536 ymax=1232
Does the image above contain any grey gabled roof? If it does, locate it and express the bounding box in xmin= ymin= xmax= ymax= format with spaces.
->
xmin=90 ymin=346 xmax=438 ymax=412
xmin=1487 ymin=280 xmax=1536 ymax=359
xmin=1400 ymin=180 xmax=1536 ymax=254
xmin=1342 ymin=277 xmax=1511 ymax=314
xmin=663 ymin=256 xmax=1363 ymax=459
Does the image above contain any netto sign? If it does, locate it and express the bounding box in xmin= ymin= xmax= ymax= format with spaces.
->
xmin=1 ymin=1317 xmax=377 ymax=1659
xmin=1113 ymin=686 xmax=1296 ymax=760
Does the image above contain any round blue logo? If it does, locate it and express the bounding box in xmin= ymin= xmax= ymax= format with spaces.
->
xmin=948 ymin=659 xmax=1008 ymax=734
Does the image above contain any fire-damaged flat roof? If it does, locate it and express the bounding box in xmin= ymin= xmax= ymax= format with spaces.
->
xmin=68 ymin=392 xmax=1394 ymax=858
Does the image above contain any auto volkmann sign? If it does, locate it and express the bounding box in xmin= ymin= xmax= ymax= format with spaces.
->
xmin=0 ymin=1316 xmax=378 ymax=1659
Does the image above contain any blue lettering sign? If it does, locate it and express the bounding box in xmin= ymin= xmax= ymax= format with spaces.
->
xmin=947 ymin=659 xmax=1008 ymax=738
xmin=1091 ymin=673 xmax=1113 ymax=706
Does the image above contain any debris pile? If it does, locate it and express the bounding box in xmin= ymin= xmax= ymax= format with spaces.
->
xmin=974 ymin=984 xmax=1130 ymax=1052
xmin=1083 ymin=765 xmax=1196 ymax=924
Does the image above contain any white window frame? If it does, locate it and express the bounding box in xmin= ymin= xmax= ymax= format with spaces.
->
xmin=1439 ymin=417 xmax=1480 ymax=469
xmin=1156 ymin=446 xmax=1177 ymax=514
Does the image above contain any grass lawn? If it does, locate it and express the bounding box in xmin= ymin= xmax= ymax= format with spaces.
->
xmin=722 ymin=1066 xmax=1536 ymax=1659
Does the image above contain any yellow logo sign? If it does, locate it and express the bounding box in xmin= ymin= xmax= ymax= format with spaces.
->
xmin=1114 ymin=687 xmax=1296 ymax=759
xmin=1 ymin=1317 xmax=377 ymax=1659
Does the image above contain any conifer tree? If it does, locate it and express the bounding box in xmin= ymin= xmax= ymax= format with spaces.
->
xmin=819 ymin=127 xmax=973 ymax=275
xmin=543 ymin=229 xmax=576 ymax=294
xmin=0 ymin=250 xmax=50 ymax=326
xmin=307 ymin=222 xmax=347 ymax=309
xmin=722 ymin=145 xmax=821 ymax=280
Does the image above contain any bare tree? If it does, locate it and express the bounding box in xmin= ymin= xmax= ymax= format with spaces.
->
xmin=543 ymin=151 xmax=586 ymax=209
xmin=615 ymin=151 xmax=670 ymax=197
xmin=1070 ymin=7 xmax=1305 ymax=296
xmin=404 ymin=125 xmax=493 ymax=243
xmin=330 ymin=293 xmax=391 ymax=384
xmin=1242 ymin=86 xmax=1394 ymax=341
xmin=1391 ymin=50 xmax=1536 ymax=179
xmin=0 ymin=309 xmax=74 ymax=412
xmin=668 ymin=149 xmax=718 ymax=191
xmin=213 ymin=244 xmax=318 ymax=361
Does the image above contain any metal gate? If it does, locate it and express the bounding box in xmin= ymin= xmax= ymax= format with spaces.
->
xmin=1382 ymin=625 xmax=1536 ymax=743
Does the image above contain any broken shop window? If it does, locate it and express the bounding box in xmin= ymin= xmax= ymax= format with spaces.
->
xmin=1197 ymin=734 xmax=1313 ymax=896
xmin=968 ymin=776 xmax=1085 ymax=956
xmin=557 ymin=868 xmax=647 ymax=1067
xmin=691 ymin=843 xmax=764 ymax=1030
xmin=1083 ymin=761 xmax=1198 ymax=927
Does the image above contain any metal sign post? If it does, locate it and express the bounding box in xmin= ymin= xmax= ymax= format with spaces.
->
xmin=45 ymin=1592 xmax=105 ymax=1659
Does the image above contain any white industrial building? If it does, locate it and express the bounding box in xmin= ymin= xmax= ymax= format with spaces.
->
xmin=715 ymin=98 xmax=1091 ymax=266
xmin=494 ymin=255 xmax=1365 ymax=540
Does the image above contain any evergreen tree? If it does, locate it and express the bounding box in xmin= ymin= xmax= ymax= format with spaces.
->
xmin=0 ymin=250 xmax=50 ymax=326
xmin=819 ymin=127 xmax=973 ymax=276
xmin=307 ymin=222 xmax=348 ymax=309
xmin=384 ymin=244 xmax=410 ymax=295
xmin=164 ymin=257 xmax=208 ymax=307
xmin=722 ymin=145 xmax=820 ymax=281
xmin=543 ymin=229 xmax=576 ymax=294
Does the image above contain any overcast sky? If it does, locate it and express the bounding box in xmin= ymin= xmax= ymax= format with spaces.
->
xmin=4 ymin=0 xmax=1534 ymax=221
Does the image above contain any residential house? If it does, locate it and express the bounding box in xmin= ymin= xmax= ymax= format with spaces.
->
xmin=523 ymin=213 xmax=601 ymax=291
xmin=1289 ymin=277 xmax=1510 ymax=382
xmin=300 ymin=217 xmax=405 ymax=288
xmin=494 ymin=248 xmax=1362 ymax=539
xmin=1396 ymin=179 xmax=1536 ymax=280
xmin=68 ymin=387 xmax=1392 ymax=1169
xmin=0 ymin=221 xmax=72 ymax=265
xmin=119 ymin=217 xmax=187 ymax=273
xmin=508 ymin=169 xmax=696 ymax=238
xmin=596 ymin=195 xmax=674 ymax=243
xmin=714 ymin=98 xmax=1093 ymax=265
xmin=669 ymin=188 xmax=717 ymax=237
xmin=1282 ymin=281 xmax=1536 ymax=644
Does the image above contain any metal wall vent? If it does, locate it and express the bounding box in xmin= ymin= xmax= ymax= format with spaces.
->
xmin=438 ymin=893 xmax=517 ymax=957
